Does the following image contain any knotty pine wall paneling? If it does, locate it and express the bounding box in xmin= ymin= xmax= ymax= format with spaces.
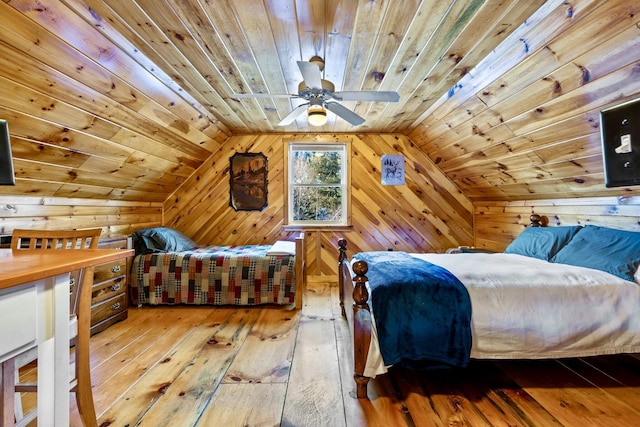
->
xmin=164 ymin=133 xmax=474 ymax=278
xmin=0 ymin=0 xmax=229 ymax=206
xmin=474 ymin=197 xmax=640 ymax=252
xmin=0 ymin=196 xmax=162 ymax=242
xmin=409 ymin=0 xmax=640 ymax=201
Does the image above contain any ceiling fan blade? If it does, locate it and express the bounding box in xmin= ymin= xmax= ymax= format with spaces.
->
xmin=325 ymin=102 xmax=366 ymax=126
xmin=332 ymin=91 xmax=400 ymax=102
xmin=297 ymin=61 xmax=323 ymax=90
xmin=278 ymin=103 xmax=309 ymax=126
xmin=232 ymin=93 xmax=297 ymax=99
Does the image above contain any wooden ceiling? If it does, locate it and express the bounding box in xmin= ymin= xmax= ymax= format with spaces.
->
xmin=1 ymin=0 xmax=640 ymax=203
xmin=79 ymin=0 xmax=546 ymax=134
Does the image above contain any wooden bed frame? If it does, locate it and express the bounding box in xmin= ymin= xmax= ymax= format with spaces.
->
xmin=294 ymin=231 xmax=306 ymax=310
xmin=337 ymin=215 xmax=544 ymax=399
xmin=337 ymin=238 xmax=372 ymax=399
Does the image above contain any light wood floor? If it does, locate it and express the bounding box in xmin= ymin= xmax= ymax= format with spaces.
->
xmin=20 ymin=282 xmax=640 ymax=426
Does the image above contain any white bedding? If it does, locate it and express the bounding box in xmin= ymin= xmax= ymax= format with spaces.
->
xmin=361 ymin=253 xmax=640 ymax=378
xmin=266 ymin=240 xmax=296 ymax=255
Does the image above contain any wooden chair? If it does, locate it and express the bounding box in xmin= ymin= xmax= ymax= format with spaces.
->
xmin=2 ymin=228 xmax=102 ymax=427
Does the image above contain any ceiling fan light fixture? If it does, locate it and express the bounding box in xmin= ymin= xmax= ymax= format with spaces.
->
xmin=308 ymin=105 xmax=327 ymax=126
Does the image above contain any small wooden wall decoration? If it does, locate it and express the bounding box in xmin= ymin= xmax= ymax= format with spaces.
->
xmin=229 ymin=152 xmax=268 ymax=211
xmin=381 ymin=155 xmax=405 ymax=185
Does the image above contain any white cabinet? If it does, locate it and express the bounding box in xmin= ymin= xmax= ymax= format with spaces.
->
xmin=0 ymin=283 xmax=38 ymax=362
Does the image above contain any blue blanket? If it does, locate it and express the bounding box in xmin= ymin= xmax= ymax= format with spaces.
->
xmin=352 ymin=251 xmax=472 ymax=369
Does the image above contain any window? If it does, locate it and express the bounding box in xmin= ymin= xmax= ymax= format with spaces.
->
xmin=287 ymin=143 xmax=348 ymax=225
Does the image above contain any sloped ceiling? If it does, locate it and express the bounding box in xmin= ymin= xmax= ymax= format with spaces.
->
xmin=78 ymin=0 xmax=546 ymax=134
xmin=1 ymin=0 xmax=639 ymax=202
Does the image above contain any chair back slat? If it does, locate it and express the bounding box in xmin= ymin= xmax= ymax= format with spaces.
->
xmin=11 ymin=228 xmax=102 ymax=317
xmin=11 ymin=229 xmax=101 ymax=250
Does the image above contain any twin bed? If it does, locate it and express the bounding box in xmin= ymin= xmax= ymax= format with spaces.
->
xmin=338 ymin=217 xmax=640 ymax=398
xmin=130 ymin=227 xmax=305 ymax=309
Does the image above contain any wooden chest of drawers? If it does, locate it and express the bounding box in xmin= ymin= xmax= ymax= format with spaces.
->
xmin=71 ymin=236 xmax=132 ymax=335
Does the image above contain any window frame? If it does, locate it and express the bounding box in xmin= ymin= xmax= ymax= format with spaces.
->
xmin=284 ymin=141 xmax=351 ymax=227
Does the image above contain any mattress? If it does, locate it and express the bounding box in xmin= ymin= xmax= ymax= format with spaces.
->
xmin=360 ymin=253 xmax=640 ymax=377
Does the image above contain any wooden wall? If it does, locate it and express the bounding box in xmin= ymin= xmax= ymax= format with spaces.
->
xmin=164 ymin=133 xmax=474 ymax=277
xmin=474 ymin=196 xmax=640 ymax=252
xmin=408 ymin=0 xmax=640 ymax=202
xmin=0 ymin=195 xmax=162 ymax=242
xmin=0 ymin=0 xmax=229 ymax=203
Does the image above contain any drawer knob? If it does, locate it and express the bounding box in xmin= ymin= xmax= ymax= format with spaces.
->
xmin=110 ymin=284 xmax=121 ymax=292
xmin=111 ymin=265 xmax=121 ymax=273
xmin=111 ymin=302 xmax=121 ymax=311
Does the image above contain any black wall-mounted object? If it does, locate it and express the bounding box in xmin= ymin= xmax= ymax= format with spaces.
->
xmin=0 ymin=119 xmax=16 ymax=186
xmin=601 ymin=98 xmax=640 ymax=188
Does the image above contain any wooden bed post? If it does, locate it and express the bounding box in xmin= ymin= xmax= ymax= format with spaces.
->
xmin=338 ymin=238 xmax=347 ymax=317
xmin=530 ymin=213 xmax=543 ymax=227
xmin=295 ymin=232 xmax=305 ymax=310
xmin=337 ymin=238 xmax=372 ymax=399
xmin=351 ymin=260 xmax=372 ymax=399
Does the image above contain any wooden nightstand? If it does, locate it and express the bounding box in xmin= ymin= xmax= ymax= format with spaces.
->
xmin=71 ymin=236 xmax=132 ymax=335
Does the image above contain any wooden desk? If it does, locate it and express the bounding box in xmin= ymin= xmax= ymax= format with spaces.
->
xmin=0 ymin=248 xmax=133 ymax=426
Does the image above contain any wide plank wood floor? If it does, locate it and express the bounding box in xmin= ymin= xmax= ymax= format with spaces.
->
xmin=20 ymin=282 xmax=640 ymax=426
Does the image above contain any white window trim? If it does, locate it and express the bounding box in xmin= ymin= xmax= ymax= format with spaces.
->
xmin=285 ymin=141 xmax=351 ymax=227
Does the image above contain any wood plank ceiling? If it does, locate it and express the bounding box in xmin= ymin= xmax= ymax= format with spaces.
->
xmin=77 ymin=0 xmax=545 ymax=134
xmin=1 ymin=0 xmax=639 ymax=203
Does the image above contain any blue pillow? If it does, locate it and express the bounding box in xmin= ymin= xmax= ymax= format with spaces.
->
xmin=132 ymin=227 xmax=198 ymax=254
xmin=550 ymin=225 xmax=640 ymax=282
xmin=504 ymin=226 xmax=582 ymax=261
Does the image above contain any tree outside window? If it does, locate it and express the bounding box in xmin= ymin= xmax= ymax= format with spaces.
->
xmin=288 ymin=143 xmax=347 ymax=225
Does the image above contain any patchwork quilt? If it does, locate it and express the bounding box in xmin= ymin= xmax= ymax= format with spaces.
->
xmin=131 ymin=245 xmax=296 ymax=305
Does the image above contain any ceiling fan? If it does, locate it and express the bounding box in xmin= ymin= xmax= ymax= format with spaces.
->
xmin=232 ymin=56 xmax=400 ymax=127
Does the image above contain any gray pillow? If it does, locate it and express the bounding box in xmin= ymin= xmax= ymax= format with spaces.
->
xmin=504 ymin=226 xmax=582 ymax=261
xmin=551 ymin=225 xmax=640 ymax=282
xmin=132 ymin=227 xmax=198 ymax=254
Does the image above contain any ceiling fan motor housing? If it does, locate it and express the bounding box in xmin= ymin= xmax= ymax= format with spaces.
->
xmin=297 ymin=79 xmax=335 ymax=100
